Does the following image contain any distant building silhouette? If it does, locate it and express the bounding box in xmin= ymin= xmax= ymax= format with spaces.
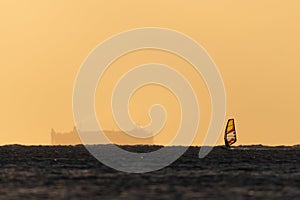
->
xmin=51 ymin=127 xmax=81 ymax=145
xmin=51 ymin=127 xmax=154 ymax=145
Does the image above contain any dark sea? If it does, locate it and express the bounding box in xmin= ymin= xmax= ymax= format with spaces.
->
xmin=0 ymin=145 xmax=299 ymax=199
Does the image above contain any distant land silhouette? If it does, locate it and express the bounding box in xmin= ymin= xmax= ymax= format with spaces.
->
xmin=51 ymin=127 xmax=154 ymax=145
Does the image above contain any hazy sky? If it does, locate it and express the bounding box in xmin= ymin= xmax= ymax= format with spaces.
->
xmin=1 ymin=1 xmax=300 ymax=145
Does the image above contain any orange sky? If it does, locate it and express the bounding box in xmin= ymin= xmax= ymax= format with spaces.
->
xmin=0 ymin=0 xmax=300 ymax=145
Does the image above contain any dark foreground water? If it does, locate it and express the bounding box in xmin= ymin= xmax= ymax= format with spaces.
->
xmin=0 ymin=145 xmax=299 ymax=199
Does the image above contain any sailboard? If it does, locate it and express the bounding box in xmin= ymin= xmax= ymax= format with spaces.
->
xmin=224 ymin=118 xmax=237 ymax=148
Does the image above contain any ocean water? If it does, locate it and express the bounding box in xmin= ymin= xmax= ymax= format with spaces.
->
xmin=0 ymin=145 xmax=299 ymax=199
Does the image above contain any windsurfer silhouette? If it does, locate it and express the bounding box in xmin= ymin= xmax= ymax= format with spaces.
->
xmin=225 ymin=139 xmax=231 ymax=149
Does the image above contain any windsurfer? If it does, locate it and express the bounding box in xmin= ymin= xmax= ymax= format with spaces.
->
xmin=225 ymin=139 xmax=231 ymax=148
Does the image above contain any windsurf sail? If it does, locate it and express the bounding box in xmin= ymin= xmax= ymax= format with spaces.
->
xmin=224 ymin=118 xmax=237 ymax=148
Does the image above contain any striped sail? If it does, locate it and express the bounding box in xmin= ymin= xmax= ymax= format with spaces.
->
xmin=224 ymin=119 xmax=237 ymax=147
